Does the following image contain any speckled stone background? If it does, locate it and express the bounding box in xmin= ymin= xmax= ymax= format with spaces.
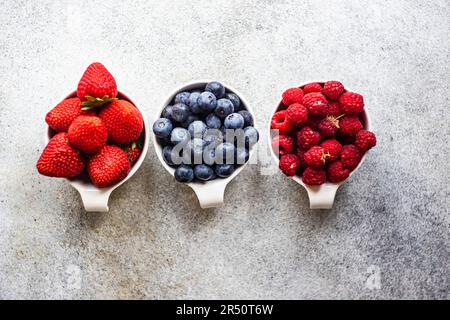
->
xmin=0 ymin=0 xmax=449 ymax=300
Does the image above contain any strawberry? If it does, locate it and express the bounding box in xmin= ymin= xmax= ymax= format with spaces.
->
xmin=36 ymin=133 xmax=85 ymax=178
xmin=88 ymin=145 xmax=130 ymax=188
xmin=45 ymin=98 xmax=95 ymax=132
xmin=67 ymin=115 xmax=108 ymax=154
xmin=99 ymin=100 xmax=144 ymax=144
xmin=77 ymin=62 xmax=118 ymax=107
xmin=125 ymin=142 xmax=142 ymax=164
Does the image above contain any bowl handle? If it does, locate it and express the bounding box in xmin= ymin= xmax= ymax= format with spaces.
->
xmin=190 ymin=183 xmax=226 ymax=209
xmin=78 ymin=189 xmax=112 ymax=212
xmin=305 ymin=184 xmax=339 ymax=209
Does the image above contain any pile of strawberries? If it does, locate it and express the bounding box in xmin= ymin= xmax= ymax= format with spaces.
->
xmin=271 ymin=81 xmax=376 ymax=185
xmin=36 ymin=63 xmax=144 ymax=188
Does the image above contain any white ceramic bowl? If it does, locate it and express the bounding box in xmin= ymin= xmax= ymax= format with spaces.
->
xmin=45 ymin=91 xmax=149 ymax=212
xmin=152 ymin=80 xmax=257 ymax=209
xmin=268 ymin=83 xmax=371 ymax=209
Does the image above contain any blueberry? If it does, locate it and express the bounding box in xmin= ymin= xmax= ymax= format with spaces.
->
xmin=205 ymin=114 xmax=222 ymax=129
xmin=186 ymin=138 xmax=206 ymax=164
xmin=197 ymin=92 xmax=217 ymax=113
xmin=203 ymin=129 xmax=223 ymax=146
xmin=162 ymin=146 xmax=175 ymax=166
xmin=174 ymin=165 xmax=194 ymax=183
xmin=238 ymin=110 xmax=254 ymax=127
xmin=224 ymin=113 xmax=245 ymax=129
xmin=203 ymin=146 xmax=217 ymax=165
xmin=174 ymin=92 xmax=191 ymax=105
xmin=226 ymin=93 xmax=241 ymax=111
xmin=194 ymin=164 xmax=214 ymax=181
xmin=153 ymin=118 xmax=173 ymax=138
xmin=162 ymin=105 xmax=174 ymax=120
xmin=188 ymin=120 xmax=207 ymax=138
xmin=181 ymin=115 xmax=199 ymax=128
xmin=189 ymin=91 xmax=202 ymax=114
xmin=205 ymin=81 xmax=225 ymax=99
xmin=215 ymin=98 xmax=234 ymax=118
xmin=215 ymin=164 xmax=235 ymax=178
xmin=215 ymin=142 xmax=235 ymax=164
xmin=170 ymin=127 xmax=190 ymax=145
xmin=172 ymin=103 xmax=191 ymax=123
xmin=235 ymin=148 xmax=249 ymax=165
xmin=243 ymin=126 xmax=259 ymax=148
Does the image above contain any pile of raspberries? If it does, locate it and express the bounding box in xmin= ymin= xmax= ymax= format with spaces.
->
xmin=271 ymin=81 xmax=376 ymax=185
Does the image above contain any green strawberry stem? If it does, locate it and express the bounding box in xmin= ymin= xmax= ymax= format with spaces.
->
xmin=81 ymin=95 xmax=117 ymax=110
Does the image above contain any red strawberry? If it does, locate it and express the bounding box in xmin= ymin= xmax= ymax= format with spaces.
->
xmin=296 ymin=127 xmax=321 ymax=150
xmin=88 ymin=145 xmax=130 ymax=188
xmin=36 ymin=133 xmax=85 ymax=178
xmin=99 ymin=100 xmax=144 ymax=145
xmin=339 ymin=91 xmax=364 ymax=114
xmin=125 ymin=142 xmax=142 ymax=164
xmin=323 ymin=81 xmax=345 ymax=100
xmin=302 ymin=82 xmax=322 ymax=94
xmin=45 ymin=98 xmax=95 ymax=132
xmin=302 ymin=92 xmax=328 ymax=116
xmin=67 ymin=115 xmax=108 ymax=154
xmin=77 ymin=62 xmax=118 ymax=107
xmin=303 ymin=146 xmax=330 ymax=167
xmin=327 ymin=161 xmax=350 ymax=183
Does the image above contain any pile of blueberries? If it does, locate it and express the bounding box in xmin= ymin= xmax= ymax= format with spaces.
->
xmin=153 ymin=81 xmax=259 ymax=183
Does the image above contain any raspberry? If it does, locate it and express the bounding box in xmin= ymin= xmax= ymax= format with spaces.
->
xmin=302 ymin=92 xmax=328 ymax=116
xmin=304 ymin=116 xmax=322 ymax=130
xmin=327 ymin=161 xmax=350 ymax=183
xmin=355 ymin=130 xmax=377 ymax=152
xmin=294 ymin=148 xmax=307 ymax=171
xmin=323 ymin=102 xmax=341 ymax=117
xmin=302 ymin=167 xmax=326 ymax=185
xmin=318 ymin=116 xmax=339 ymax=137
xmin=323 ymin=81 xmax=345 ymax=100
xmin=336 ymin=131 xmax=356 ymax=145
xmin=286 ymin=103 xmax=309 ymax=126
xmin=304 ymin=146 xmax=329 ymax=167
xmin=282 ymin=88 xmax=304 ymax=106
xmin=272 ymin=135 xmax=294 ymax=156
xmin=279 ymin=154 xmax=300 ymax=176
xmin=320 ymin=139 xmax=342 ymax=161
xmin=303 ymin=82 xmax=322 ymax=94
xmin=339 ymin=91 xmax=364 ymax=114
xmin=339 ymin=115 xmax=363 ymax=136
xmin=296 ymin=127 xmax=321 ymax=150
xmin=271 ymin=110 xmax=293 ymax=135
xmin=341 ymin=145 xmax=362 ymax=170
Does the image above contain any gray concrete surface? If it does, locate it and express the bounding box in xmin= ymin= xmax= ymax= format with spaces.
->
xmin=0 ymin=0 xmax=449 ymax=299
